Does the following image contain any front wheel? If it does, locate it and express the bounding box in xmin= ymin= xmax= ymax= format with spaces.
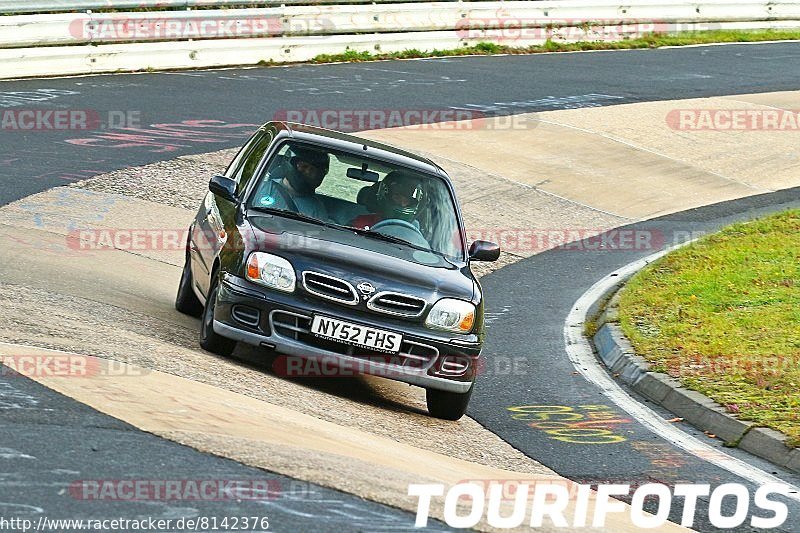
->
xmin=175 ymin=258 xmax=203 ymax=317
xmin=200 ymin=279 xmax=237 ymax=356
xmin=426 ymin=384 xmax=474 ymax=421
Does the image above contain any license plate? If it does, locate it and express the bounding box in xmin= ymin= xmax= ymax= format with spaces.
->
xmin=311 ymin=315 xmax=402 ymax=354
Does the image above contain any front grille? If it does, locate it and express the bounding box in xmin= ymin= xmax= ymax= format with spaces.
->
xmin=270 ymin=310 xmax=311 ymax=340
xmin=302 ymin=272 xmax=358 ymax=305
xmin=439 ymin=355 xmax=471 ymax=376
xmin=231 ymin=305 xmax=260 ymax=328
xmin=398 ymin=340 xmax=439 ymax=370
xmin=367 ymin=291 xmax=427 ymax=317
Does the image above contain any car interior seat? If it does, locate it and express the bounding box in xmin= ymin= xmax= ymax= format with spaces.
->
xmin=267 ymin=153 xmax=293 ymax=180
xmin=356 ymin=182 xmax=380 ymax=212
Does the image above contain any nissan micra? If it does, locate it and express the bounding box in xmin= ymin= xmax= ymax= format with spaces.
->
xmin=176 ymin=122 xmax=500 ymax=420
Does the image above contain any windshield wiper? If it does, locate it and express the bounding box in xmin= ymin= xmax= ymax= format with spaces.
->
xmin=356 ymin=228 xmax=419 ymax=247
xmin=248 ymin=206 xmax=342 ymax=229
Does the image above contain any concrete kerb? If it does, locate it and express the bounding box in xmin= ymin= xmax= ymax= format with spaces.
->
xmin=589 ymin=280 xmax=800 ymax=475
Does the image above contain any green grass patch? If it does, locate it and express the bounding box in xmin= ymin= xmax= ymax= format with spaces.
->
xmin=618 ymin=210 xmax=800 ymax=447
xmin=309 ymin=30 xmax=800 ymax=64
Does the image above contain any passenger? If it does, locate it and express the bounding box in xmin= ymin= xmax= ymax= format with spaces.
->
xmin=256 ymin=147 xmax=330 ymax=221
xmin=351 ymin=171 xmax=423 ymax=229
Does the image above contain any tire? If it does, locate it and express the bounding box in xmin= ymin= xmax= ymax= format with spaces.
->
xmin=175 ymin=258 xmax=203 ymax=317
xmin=426 ymin=383 xmax=474 ymax=421
xmin=200 ymin=278 xmax=237 ymax=356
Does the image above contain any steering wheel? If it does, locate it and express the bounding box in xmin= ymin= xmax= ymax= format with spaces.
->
xmin=369 ymin=218 xmax=430 ymax=248
xmin=370 ymin=218 xmax=424 ymax=236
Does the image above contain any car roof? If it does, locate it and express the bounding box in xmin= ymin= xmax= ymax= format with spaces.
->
xmin=266 ymin=121 xmax=449 ymax=179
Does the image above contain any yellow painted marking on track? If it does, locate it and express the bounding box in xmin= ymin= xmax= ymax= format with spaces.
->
xmin=507 ymin=404 xmax=631 ymax=444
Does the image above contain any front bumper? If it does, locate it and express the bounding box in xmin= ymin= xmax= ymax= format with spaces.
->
xmin=213 ymin=274 xmax=481 ymax=393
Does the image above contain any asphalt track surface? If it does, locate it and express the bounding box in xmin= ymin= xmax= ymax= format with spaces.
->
xmin=4 ymin=42 xmax=800 ymax=206
xmin=0 ymin=368 xmax=450 ymax=531
xmin=2 ymin=42 xmax=800 ymax=531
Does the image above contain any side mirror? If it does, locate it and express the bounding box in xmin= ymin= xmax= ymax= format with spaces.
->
xmin=209 ymin=175 xmax=238 ymax=204
xmin=469 ymin=240 xmax=501 ymax=262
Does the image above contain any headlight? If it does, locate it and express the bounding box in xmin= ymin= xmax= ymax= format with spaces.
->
xmin=425 ymin=299 xmax=476 ymax=333
xmin=246 ymin=252 xmax=296 ymax=293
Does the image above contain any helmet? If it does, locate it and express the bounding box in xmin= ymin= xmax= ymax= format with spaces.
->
xmin=287 ymin=147 xmax=330 ymax=194
xmin=376 ymin=171 xmax=423 ymax=222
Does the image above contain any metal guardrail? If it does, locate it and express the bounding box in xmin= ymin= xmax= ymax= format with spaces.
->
xmin=1 ymin=0 xmax=451 ymax=15
xmin=1 ymin=0 xmax=800 ymax=79
xmin=4 ymin=0 xmax=800 ymax=49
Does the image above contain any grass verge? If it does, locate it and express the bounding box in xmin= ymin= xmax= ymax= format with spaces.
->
xmin=618 ymin=210 xmax=800 ymax=447
xmin=309 ymin=30 xmax=800 ymax=63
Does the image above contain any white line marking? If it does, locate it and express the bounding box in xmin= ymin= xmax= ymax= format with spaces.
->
xmin=162 ymin=72 xmax=207 ymax=77
xmin=0 ymin=448 xmax=35 ymax=460
xmin=658 ymin=39 xmax=800 ymax=49
xmin=564 ymin=246 xmax=800 ymax=502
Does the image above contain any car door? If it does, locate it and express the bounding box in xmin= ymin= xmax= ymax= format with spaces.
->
xmin=191 ymin=126 xmax=276 ymax=297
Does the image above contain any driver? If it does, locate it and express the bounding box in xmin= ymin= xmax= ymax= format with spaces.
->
xmin=350 ymin=171 xmax=423 ymax=229
xmin=256 ymin=147 xmax=331 ymax=221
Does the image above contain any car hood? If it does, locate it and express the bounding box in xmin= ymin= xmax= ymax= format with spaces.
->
xmin=246 ymin=213 xmax=475 ymax=303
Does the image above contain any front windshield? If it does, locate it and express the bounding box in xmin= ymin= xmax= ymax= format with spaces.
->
xmin=247 ymin=141 xmax=465 ymax=260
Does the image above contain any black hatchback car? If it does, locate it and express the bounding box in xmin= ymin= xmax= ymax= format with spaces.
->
xmin=176 ymin=122 xmax=500 ymax=420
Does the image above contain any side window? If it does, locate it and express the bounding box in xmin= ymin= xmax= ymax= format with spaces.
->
xmin=225 ymin=128 xmax=274 ymax=193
